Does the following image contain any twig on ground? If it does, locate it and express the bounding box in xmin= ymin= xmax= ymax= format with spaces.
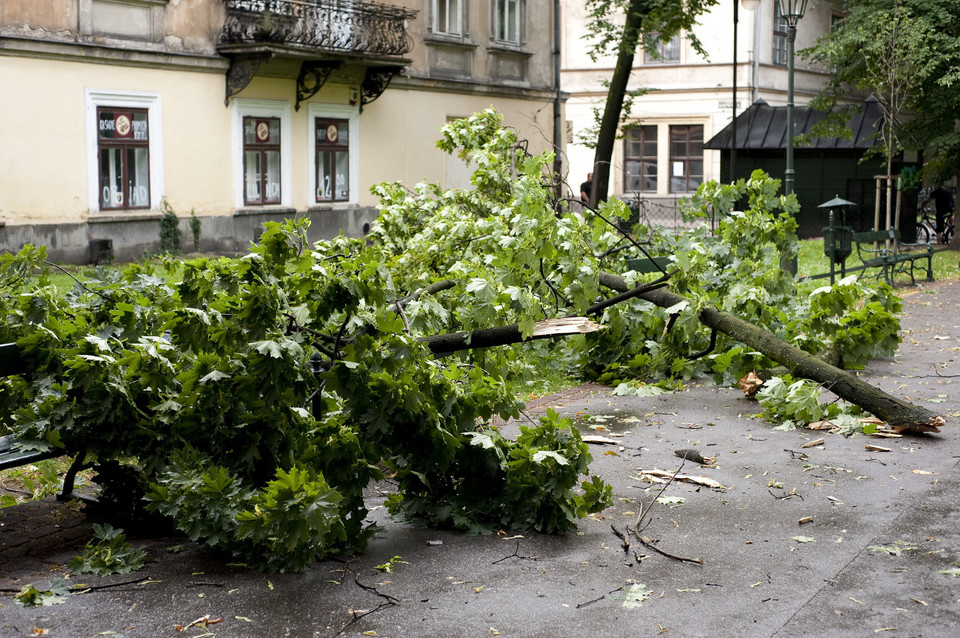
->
xmin=492 ymin=540 xmax=538 ymax=564
xmin=610 ymin=524 xmax=630 ymax=553
xmin=632 ymin=460 xmax=685 ymax=535
xmin=330 ymin=575 xmax=400 ymax=637
xmin=637 ymin=537 xmax=703 ymax=565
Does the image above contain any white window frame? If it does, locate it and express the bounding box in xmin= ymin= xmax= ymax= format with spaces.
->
xmin=307 ymin=103 xmax=359 ymax=206
xmin=643 ymin=33 xmax=680 ymax=64
xmin=773 ymin=5 xmax=788 ymax=66
xmin=432 ymin=0 xmax=463 ymax=37
xmin=84 ymin=89 xmax=163 ymax=213
xmin=232 ymin=99 xmax=292 ymax=208
xmin=494 ymin=0 xmax=520 ymax=45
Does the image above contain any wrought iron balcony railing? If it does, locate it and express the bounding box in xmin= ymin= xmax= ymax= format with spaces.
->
xmin=220 ymin=0 xmax=417 ymax=58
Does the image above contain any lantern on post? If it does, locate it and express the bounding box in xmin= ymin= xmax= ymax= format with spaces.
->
xmin=777 ymin=0 xmax=808 ymax=197
xmin=818 ymin=194 xmax=856 ymax=284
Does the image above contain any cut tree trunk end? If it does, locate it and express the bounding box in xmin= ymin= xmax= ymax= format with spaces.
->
xmin=598 ymin=271 xmax=945 ymax=434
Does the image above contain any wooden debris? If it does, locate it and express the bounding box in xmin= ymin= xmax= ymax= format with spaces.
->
xmin=865 ymin=444 xmax=892 ymax=452
xmin=582 ymin=435 xmax=619 ymax=445
xmin=738 ymin=371 xmax=764 ymax=397
xmin=637 ymin=469 xmax=724 ymax=490
xmin=598 ymin=271 xmax=947 ymax=434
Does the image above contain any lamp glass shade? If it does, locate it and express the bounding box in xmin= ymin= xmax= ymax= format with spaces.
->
xmin=741 ymin=0 xmax=761 ymax=11
xmin=777 ymin=0 xmax=808 ymax=20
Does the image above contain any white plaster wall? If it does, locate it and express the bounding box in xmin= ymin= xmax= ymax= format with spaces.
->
xmin=561 ymin=0 xmax=841 ymax=198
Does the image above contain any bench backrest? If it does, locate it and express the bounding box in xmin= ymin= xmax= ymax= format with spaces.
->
xmin=625 ymin=256 xmax=672 ymax=274
xmin=852 ymin=228 xmax=899 ymax=244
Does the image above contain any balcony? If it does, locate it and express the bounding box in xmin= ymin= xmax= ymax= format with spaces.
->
xmin=220 ymin=0 xmax=416 ymax=57
xmin=218 ymin=0 xmax=418 ymax=108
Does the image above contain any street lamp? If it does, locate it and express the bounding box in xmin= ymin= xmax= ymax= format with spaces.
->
xmin=778 ymin=0 xmax=807 ymax=197
xmin=732 ymin=0 xmax=762 ymax=184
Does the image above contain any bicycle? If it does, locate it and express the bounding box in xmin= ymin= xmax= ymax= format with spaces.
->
xmin=917 ymin=205 xmax=955 ymax=245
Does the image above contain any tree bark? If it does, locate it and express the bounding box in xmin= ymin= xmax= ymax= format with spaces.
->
xmin=424 ymin=317 xmax=600 ymax=355
xmin=598 ymin=271 xmax=944 ymax=433
xmin=589 ymin=0 xmax=649 ymax=207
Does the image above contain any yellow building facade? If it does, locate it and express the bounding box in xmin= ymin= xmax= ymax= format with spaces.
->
xmin=1 ymin=0 xmax=562 ymax=262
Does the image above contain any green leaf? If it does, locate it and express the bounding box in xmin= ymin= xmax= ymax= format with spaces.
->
xmin=532 ymin=450 xmax=569 ymax=466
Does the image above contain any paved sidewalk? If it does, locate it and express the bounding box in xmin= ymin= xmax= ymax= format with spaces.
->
xmin=1 ymin=280 xmax=958 ymax=638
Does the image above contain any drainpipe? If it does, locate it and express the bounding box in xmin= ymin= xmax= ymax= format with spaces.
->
xmin=553 ymin=0 xmax=563 ymax=197
xmin=752 ymin=3 xmax=760 ymax=103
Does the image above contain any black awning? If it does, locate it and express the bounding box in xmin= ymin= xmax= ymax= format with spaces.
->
xmin=705 ymin=97 xmax=884 ymax=151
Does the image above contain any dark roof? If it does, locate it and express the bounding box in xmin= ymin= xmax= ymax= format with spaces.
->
xmin=705 ymin=97 xmax=885 ymax=151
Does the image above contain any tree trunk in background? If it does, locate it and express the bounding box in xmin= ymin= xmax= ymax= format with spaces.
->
xmin=589 ymin=0 xmax=649 ymax=208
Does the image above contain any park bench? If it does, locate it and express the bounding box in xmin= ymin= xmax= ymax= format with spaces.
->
xmin=625 ymin=255 xmax=672 ymax=275
xmin=0 ymin=342 xmax=87 ymax=500
xmin=852 ymin=228 xmax=934 ymax=286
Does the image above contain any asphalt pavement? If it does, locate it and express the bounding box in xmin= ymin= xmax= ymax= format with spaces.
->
xmin=1 ymin=279 xmax=959 ymax=638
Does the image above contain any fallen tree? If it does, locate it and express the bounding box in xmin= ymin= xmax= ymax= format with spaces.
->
xmin=598 ymin=271 xmax=944 ymax=433
xmin=0 ymin=111 xmax=939 ymax=574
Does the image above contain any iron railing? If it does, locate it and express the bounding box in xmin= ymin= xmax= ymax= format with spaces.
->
xmin=220 ymin=0 xmax=417 ymax=57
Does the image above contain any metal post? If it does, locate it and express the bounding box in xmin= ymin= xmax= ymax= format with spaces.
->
xmin=732 ymin=0 xmax=739 ymax=185
xmin=828 ymin=210 xmax=836 ymax=285
xmin=785 ymin=22 xmax=797 ymax=197
xmin=553 ymin=0 xmax=563 ymax=198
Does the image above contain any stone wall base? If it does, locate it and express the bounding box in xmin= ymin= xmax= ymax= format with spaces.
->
xmin=0 ymin=206 xmax=379 ymax=264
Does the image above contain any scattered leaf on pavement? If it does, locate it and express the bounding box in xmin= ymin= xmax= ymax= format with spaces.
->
xmin=620 ymin=583 xmax=652 ymax=609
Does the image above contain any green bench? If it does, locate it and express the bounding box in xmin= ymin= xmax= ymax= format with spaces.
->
xmin=852 ymin=229 xmax=934 ymax=286
xmin=0 ymin=342 xmax=87 ymax=500
xmin=625 ymin=255 xmax=672 ymax=275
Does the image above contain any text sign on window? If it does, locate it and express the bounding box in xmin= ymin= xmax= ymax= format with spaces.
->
xmin=97 ymin=107 xmax=150 ymax=210
xmin=99 ymin=111 xmax=148 ymax=141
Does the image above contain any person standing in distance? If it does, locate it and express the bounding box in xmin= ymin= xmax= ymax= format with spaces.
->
xmin=580 ymin=173 xmax=593 ymax=205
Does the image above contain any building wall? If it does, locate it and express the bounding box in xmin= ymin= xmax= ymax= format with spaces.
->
xmin=562 ymin=0 xmax=841 ymax=210
xmin=0 ymin=0 xmax=561 ymax=263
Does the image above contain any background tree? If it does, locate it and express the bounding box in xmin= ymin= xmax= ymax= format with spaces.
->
xmin=583 ymin=0 xmax=718 ymax=207
xmin=805 ymin=0 xmax=960 ymax=198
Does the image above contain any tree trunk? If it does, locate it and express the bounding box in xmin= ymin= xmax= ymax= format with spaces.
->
xmin=598 ymin=271 xmax=944 ymax=433
xmin=589 ymin=0 xmax=649 ymax=207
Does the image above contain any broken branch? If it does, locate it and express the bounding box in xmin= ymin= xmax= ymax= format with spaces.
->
xmin=598 ymin=271 xmax=945 ymax=434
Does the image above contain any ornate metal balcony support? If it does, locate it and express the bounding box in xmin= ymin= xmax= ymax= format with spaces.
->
xmin=220 ymin=0 xmax=417 ymax=57
xmin=359 ymin=65 xmax=403 ymax=113
xmin=295 ymin=60 xmax=343 ymax=111
xmin=225 ymin=53 xmax=272 ymax=105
